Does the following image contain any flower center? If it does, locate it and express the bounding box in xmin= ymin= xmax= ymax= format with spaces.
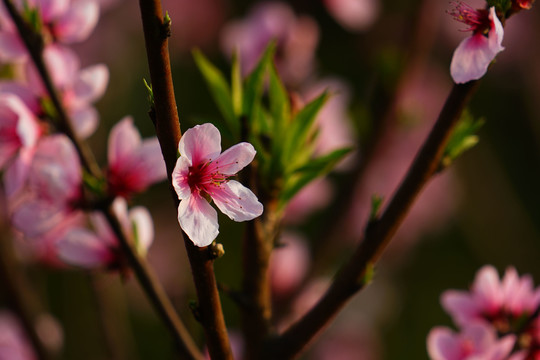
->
xmin=448 ymin=2 xmax=491 ymax=34
xmin=187 ymin=160 xmax=230 ymax=195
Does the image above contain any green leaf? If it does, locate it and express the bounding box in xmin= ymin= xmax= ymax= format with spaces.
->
xmin=143 ymin=78 xmax=154 ymax=108
xmin=370 ymin=195 xmax=383 ymax=221
xmin=231 ymin=51 xmax=243 ymax=118
xmin=281 ymin=91 xmax=329 ymax=171
xmin=243 ymin=43 xmax=275 ymax=124
xmin=192 ymin=49 xmax=239 ymax=137
xmin=280 ymin=147 xmax=351 ymax=204
xmin=268 ymin=61 xmax=290 ymax=135
xmin=441 ymin=110 xmax=484 ymax=169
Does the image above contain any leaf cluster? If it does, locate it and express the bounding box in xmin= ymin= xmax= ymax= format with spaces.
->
xmin=193 ymin=44 xmax=351 ymax=210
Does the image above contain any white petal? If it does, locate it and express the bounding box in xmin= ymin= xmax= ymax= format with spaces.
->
xmin=212 ymin=180 xmax=263 ymax=222
xmin=178 ymin=194 xmax=219 ymax=247
xmin=70 ymin=106 xmax=99 ymax=139
xmin=212 ymin=142 xmax=256 ymax=175
xmin=179 ymin=123 xmax=221 ymax=165
xmin=172 ymin=156 xmax=192 ymax=200
xmin=129 ymin=206 xmax=154 ymax=254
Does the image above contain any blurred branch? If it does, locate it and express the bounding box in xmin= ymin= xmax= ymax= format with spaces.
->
xmin=3 ymin=2 xmax=202 ymax=358
xmin=1 ymin=0 xmax=101 ymax=179
xmin=136 ymin=0 xmax=233 ymax=358
xmin=268 ymin=81 xmax=479 ymax=359
xmin=0 ymin=227 xmax=53 ymax=360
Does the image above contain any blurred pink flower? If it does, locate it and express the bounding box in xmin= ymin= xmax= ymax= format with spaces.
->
xmin=0 ymin=0 xmax=99 ymax=62
xmin=449 ymin=5 xmax=504 ymax=84
xmin=427 ymin=322 xmax=516 ymax=360
xmin=0 ymin=93 xmax=41 ymax=170
xmin=442 ymin=265 xmax=540 ymax=327
xmin=514 ymin=0 xmax=534 ymax=9
xmin=220 ymin=2 xmax=319 ymax=86
xmin=0 ymin=312 xmax=36 ymax=360
xmin=285 ymin=178 xmax=333 ymax=224
xmin=7 ymin=134 xmax=82 ymax=241
xmin=26 ymin=45 xmax=109 ymax=138
xmin=270 ymin=233 xmax=310 ymax=298
xmin=323 ymin=0 xmax=380 ymax=32
xmin=106 ymin=116 xmax=166 ymax=197
xmin=172 ymin=123 xmax=263 ymax=247
xmin=57 ymin=197 xmax=154 ymax=269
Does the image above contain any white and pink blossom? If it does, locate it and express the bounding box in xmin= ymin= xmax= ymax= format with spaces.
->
xmin=427 ymin=322 xmax=516 ymax=360
xmin=449 ymin=4 xmax=504 ymax=84
xmin=172 ymin=123 xmax=263 ymax=247
xmin=106 ymin=116 xmax=167 ymax=197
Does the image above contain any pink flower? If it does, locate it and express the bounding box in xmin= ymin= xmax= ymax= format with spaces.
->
xmin=323 ymin=0 xmax=380 ymax=32
xmin=57 ymin=198 xmax=154 ymax=269
xmin=106 ymin=116 xmax=167 ymax=197
xmin=0 ymin=93 xmax=41 ymax=170
xmin=172 ymin=123 xmax=263 ymax=247
xmin=449 ymin=4 xmax=504 ymax=84
xmin=26 ymin=45 xmax=109 ymax=138
xmin=269 ymin=233 xmax=310 ymax=298
xmin=7 ymin=134 xmax=82 ymax=240
xmin=220 ymin=2 xmax=319 ymax=86
xmin=442 ymin=266 xmax=540 ymax=328
xmin=0 ymin=311 xmax=36 ymax=360
xmin=427 ymin=322 xmax=516 ymax=360
xmin=0 ymin=0 xmax=99 ymax=62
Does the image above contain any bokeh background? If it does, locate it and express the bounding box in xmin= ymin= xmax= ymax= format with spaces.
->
xmin=2 ymin=0 xmax=540 ymax=358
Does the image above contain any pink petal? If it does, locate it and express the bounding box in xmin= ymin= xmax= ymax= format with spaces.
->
xmin=72 ymin=64 xmax=109 ymax=104
xmin=450 ymin=7 xmax=504 ymax=84
xmin=0 ymin=32 xmax=26 ymax=62
xmin=427 ymin=327 xmax=461 ymax=360
xmin=472 ymin=265 xmax=503 ymax=314
xmin=3 ymin=147 xmax=34 ymax=199
xmin=69 ymin=105 xmax=98 ymax=138
xmin=11 ymin=199 xmax=66 ymax=238
xmin=178 ymin=194 xmax=219 ymax=247
xmin=129 ymin=206 xmax=154 ymax=254
xmin=485 ymin=334 xmax=516 ymax=360
xmin=54 ymin=0 xmax=99 ymax=43
xmin=178 ymin=123 xmax=221 ymax=166
xmin=29 ymin=135 xmax=82 ymax=203
xmin=56 ymin=228 xmax=113 ymax=268
xmin=33 ymin=0 xmax=70 ymax=22
xmin=107 ymin=117 xmax=141 ymax=166
xmin=43 ymin=45 xmax=80 ymax=89
xmin=441 ymin=290 xmax=480 ymax=326
xmin=323 ymin=0 xmax=379 ymax=32
xmin=0 ymin=82 xmax=41 ymax=113
xmin=211 ymin=180 xmax=263 ymax=222
xmin=172 ymin=156 xmax=191 ymax=200
xmin=135 ymin=138 xmax=167 ymax=183
xmin=212 ymin=142 xmax=256 ymax=175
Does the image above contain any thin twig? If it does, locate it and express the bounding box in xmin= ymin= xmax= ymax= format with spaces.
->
xmin=0 ymin=226 xmax=52 ymax=360
xmin=2 ymin=2 xmax=202 ymax=358
xmin=268 ymin=81 xmax=479 ymax=359
xmin=136 ymin=0 xmax=233 ymax=358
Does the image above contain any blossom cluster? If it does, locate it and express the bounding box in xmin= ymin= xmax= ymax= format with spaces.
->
xmin=0 ymin=0 xmax=166 ymax=268
xmin=428 ymin=265 xmax=540 ymax=360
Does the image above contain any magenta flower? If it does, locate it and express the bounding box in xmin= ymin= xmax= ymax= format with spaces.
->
xmin=172 ymin=123 xmax=263 ymax=247
xmin=106 ymin=116 xmax=167 ymax=197
xmin=449 ymin=4 xmax=504 ymax=84
xmin=427 ymin=322 xmax=516 ymax=360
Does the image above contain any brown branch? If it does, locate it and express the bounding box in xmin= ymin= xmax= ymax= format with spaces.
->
xmin=3 ymin=1 xmax=202 ymax=358
xmin=136 ymin=0 xmax=233 ymax=358
xmin=268 ymin=81 xmax=479 ymax=359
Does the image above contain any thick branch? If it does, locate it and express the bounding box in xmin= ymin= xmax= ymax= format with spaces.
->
xmin=137 ymin=0 xmax=232 ymax=358
xmin=269 ymin=81 xmax=479 ymax=359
